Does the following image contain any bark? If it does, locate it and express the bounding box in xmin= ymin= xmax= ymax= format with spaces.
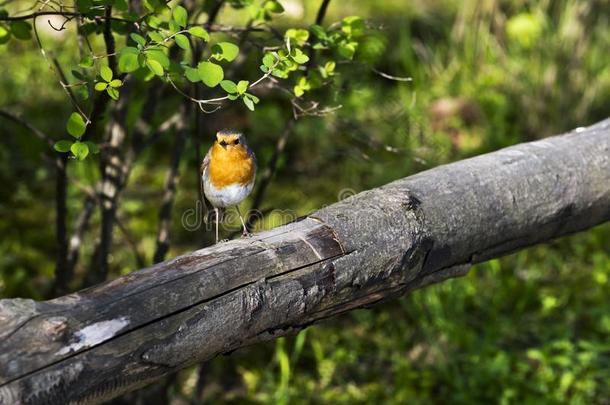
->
xmin=0 ymin=119 xmax=609 ymax=404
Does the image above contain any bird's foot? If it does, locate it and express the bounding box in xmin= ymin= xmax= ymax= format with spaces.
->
xmin=241 ymin=230 xmax=252 ymax=238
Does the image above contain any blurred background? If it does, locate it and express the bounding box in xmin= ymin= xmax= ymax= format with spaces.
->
xmin=1 ymin=0 xmax=610 ymax=403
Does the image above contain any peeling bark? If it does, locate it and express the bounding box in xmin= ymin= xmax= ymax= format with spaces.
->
xmin=0 ymin=119 xmax=609 ymax=404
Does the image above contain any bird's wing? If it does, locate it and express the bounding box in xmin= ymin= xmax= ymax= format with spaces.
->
xmin=201 ymin=148 xmax=211 ymax=180
xmin=200 ymin=148 xmax=212 ymax=209
xmin=247 ymin=145 xmax=257 ymax=172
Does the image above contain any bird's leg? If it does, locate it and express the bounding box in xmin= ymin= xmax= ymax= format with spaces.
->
xmin=236 ymin=205 xmax=251 ymax=237
xmin=214 ymin=207 xmax=219 ymax=243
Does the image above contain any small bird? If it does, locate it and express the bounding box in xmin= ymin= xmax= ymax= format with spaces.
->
xmin=201 ymin=129 xmax=257 ymax=243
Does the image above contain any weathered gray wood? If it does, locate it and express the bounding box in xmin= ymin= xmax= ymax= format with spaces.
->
xmin=1 ymin=119 xmax=609 ymax=404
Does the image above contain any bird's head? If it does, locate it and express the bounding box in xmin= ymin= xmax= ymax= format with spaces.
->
xmin=215 ymin=129 xmax=246 ymax=151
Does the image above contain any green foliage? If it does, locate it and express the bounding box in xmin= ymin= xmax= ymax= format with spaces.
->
xmin=95 ymin=66 xmax=122 ymax=100
xmin=198 ymin=61 xmax=224 ymax=87
xmin=66 ymin=112 xmax=86 ymax=138
xmin=9 ymin=21 xmax=31 ymax=40
xmin=211 ymin=42 xmax=240 ymax=62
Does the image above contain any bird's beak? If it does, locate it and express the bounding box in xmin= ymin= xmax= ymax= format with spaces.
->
xmin=219 ymin=140 xmax=228 ymax=149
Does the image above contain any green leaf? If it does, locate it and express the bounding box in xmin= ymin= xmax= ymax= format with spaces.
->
xmin=114 ymin=0 xmax=128 ymax=11
xmin=197 ymin=61 xmax=223 ymax=87
xmin=94 ymin=82 xmax=108 ymax=91
xmin=243 ymin=95 xmax=255 ymax=111
xmin=54 ymin=140 xmax=73 ymax=153
xmin=262 ymin=53 xmax=277 ymax=68
xmin=168 ymin=19 xmax=180 ymax=34
xmin=264 ymin=0 xmax=284 ymax=13
xmin=310 ymin=24 xmax=327 ymax=40
xmin=174 ymin=33 xmax=190 ymax=50
xmin=211 ymin=42 xmax=239 ymax=62
xmin=118 ymin=47 xmax=140 ymax=72
xmin=71 ymin=142 xmax=89 ymax=160
xmin=130 ymin=33 xmax=147 ymax=46
xmin=66 ymin=112 xmax=87 ymax=138
xmin=188 ymin=26 xmax=209 ymax=41
xmin=184 ymin=66 xmax=201 ymax=82
xmin=146 ymin=48 xmax=170 ymax=68
xmin=227 ymin=93 xmax=240 ymax=100
xmin=84 ymin=141 xmax=100 ymax=154
xmin=0 ymin=25 xmax=10 ymax=45
xmin=148 ymin=31 xmax=164 ymax=43
xmin=106 ymin=86 xmax=120 ymax=100
xmin=220 ymin=80 xmax=238 ymax=93
xmin=100 ymin=65 xmax=113 ymax=82
xmin=76 ymin=0 xmax=93 ymax=12
xmin=236 ymin=80 xmax=249 ymax=94
xmin=245 ymin=92 xmax=259 ymax=103
xmin=290 ymin=48 xmax=309 ymax=64
xmin=145 ymin=58 xmax=164 ymax=76
xmin=10 ymin=21 xmax=32 ymax=40
xmin=285 ymin=28 xmax=309 ymax=46
xmin=78 ymin=55 xmax=94 ymax=68
xmin=146 ymin=14 xmax=162 ymax=28
xmin=173 ymin=5 xmax=188 ymax=28
xmin=71 ymin=69 xmax=87 ymax=81
xmin=342 ymin=16 xmax=365 ymax=37
xmin=338 ymin=41 xmax=358 ymax=59
xmin=109 ymin=79 xmax=122 ymax=88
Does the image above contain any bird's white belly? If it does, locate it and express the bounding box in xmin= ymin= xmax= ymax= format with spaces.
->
xmin=203 ymin=177 xmax=254 ymax=208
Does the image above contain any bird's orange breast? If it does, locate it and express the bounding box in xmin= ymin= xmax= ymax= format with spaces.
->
xmin=209 ymin=143 xmax=255 ymax=188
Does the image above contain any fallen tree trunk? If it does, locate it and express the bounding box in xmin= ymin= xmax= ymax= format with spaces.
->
xmin=1 ymin=119 xmax=609 ymax=404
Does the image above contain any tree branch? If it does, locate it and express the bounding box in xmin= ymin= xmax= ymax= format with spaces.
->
xmin=103 ymin=6 xmax=117 ymax=74
xmin=0 ymin=110 xmax=53 ymax=147
xmin=315 ymin=0 xmax=332 ymax=25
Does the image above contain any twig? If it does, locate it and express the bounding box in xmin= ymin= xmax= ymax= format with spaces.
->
xmin=0 ymin=109 xmax=54 ymax=147
xmin=371 ymin=67 xmax=412 ymax=82
xmin=50 ymin=57 xmax=89 ymax=122
xmin=167 ymin=58 xmax=280 ymax=113
xmin=115 ymin=214 xmax=146 ymax=268
xmin=0 ymin=10 xmax=136 ymax=24
xmin=30 ymin=15 xmax=89 ymax=122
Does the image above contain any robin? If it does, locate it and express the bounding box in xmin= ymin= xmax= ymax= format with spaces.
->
xmin=201 ymin=129 xmax=257 ymax=243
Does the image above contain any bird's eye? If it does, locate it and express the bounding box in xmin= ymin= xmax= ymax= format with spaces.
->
xmin=234 ymin=139 xmax=240 ymax=145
